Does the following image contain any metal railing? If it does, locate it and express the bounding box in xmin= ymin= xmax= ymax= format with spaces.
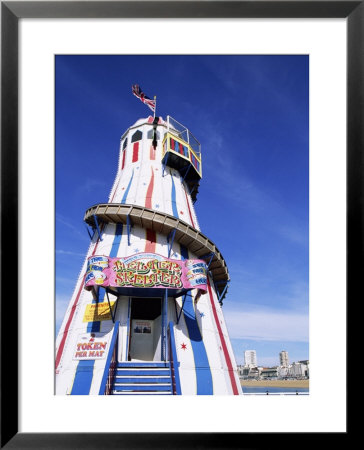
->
xmin=162 ymin=133 xmax=202 ymax=178
xmin=243 ymin=392 xmax=309 ymax=395
xmin=166 ymin=115 xmax=201 ymax=157
xmin=99 ymin=320 xmax=120 ymax=395
xmin=167 ymin=321 xmax=181 ymax=395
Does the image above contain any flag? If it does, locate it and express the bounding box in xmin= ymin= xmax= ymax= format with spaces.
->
xmin=132 ymin=84 xmax=156 ymax=112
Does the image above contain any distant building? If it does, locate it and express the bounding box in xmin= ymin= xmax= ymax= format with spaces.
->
xmin=261 ymin=367 xmax=278 ymax=379
xmin=247 ymin=367 xmax=260 ymax=379
xmin=279 ymin=350 xmax=289 ymax=367
xmin=277 ymin=365 xmax=290 ymax=379
xmin=290 ymin=362 xmax=308 ymax=378
xmin=299 ymin=360 xmax=309 ymax=378
xmin=237 ymin=365 xmax=248 ymax=378
xmin=237 ymin=364 xmax=262 ymax=380
xmin=239 ymin=355 xmax=309 ymax=380
xmin=244 ymin=350 xmax=257 ymax=368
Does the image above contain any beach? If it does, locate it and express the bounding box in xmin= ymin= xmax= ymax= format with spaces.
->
xmin=240 ymin=379 xmax=309 ymax=388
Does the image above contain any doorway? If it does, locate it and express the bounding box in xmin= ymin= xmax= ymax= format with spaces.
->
xmin=129 ymin=297 xmax=162 ymax=361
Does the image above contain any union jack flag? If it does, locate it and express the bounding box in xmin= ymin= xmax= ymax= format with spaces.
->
xmin=132 ymin=84 xmax=156 ymax=112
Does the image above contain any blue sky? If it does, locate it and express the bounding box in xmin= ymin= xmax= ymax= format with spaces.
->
xmin=56 ymin=55 xmax=309 ymax=367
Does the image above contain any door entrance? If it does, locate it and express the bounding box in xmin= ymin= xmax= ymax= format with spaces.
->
xmin=129 ymin=298 xmax=162 ymax=361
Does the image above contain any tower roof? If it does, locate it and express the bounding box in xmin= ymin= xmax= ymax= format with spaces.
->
xmin=127 ymin=116 xmax=165 ymax=130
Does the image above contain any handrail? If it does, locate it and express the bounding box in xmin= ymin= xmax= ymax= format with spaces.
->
xmin=99 ymin=320 xmax=120 ymax=395
xmin=167 ymin=321 xmax=181 ymax=395
xmin=162 ymin=132 xmax=202 ymax=178
xmin=166 ymin=115 xmax=201 ymax=157
xmin=163 ymin=132 xmax=201 ymax=162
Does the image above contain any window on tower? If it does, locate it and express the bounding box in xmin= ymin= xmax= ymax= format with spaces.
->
xmin=131 ymin=130 xmax=143 ymax=142
xmin=147 ymin=129 xmax=160 ymax=140
xmin=121 ymin=138 xmax=128 ymax=170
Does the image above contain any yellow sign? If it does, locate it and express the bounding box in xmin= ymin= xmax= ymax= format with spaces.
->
xmin=83 ymin=301 xmax=115 ymax=322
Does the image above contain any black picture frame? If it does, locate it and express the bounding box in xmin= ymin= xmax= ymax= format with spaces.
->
xmin=1 ymin=1 xmax=355 ymax=447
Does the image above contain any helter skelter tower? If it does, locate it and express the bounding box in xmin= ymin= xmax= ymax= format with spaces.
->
xmin=55 ymin=101 xmax=242 ymax=395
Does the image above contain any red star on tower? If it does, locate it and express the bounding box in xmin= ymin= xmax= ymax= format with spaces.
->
xmin=181 ymin=343 xmax=187 ymax=350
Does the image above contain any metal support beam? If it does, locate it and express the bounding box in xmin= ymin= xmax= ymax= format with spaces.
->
xmin=201 ymin=252 xmax=215 ymax=269
xmin=167 ymin=228 xmax=177 ymax=258
xmin=85 ymin=224 xmax=93 ymax=241
xmin=181 ymin=163 xmax=192 ymax=182
xmin=218 ymin=283 xmax=229 ymax=303
xmin=126 ymin=214 xmax=131 ymax=246
xmin=215 ymin=280 xmax=230 ymax=305
xmin=93 ymin=214 xmax=103 ymax=241
xmin=176 ymin=293 xmax=188 ymax=325
xmin=214 ymin=280 xmax=227 ymax=285
xmin=105 ymin=290 xmax=115 ymax=323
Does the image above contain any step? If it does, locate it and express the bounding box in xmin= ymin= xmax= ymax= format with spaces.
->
xmin=115 ymin=369 xmax=170 ymax=377
xmin=114 ymin=377 xmax=171 ymax=384
xmin=112 ymin=391 xmax=172 ymax=395
xmin=117 ymin=362 xmax=169 ymax=368
xmin=113 ymin=384 xmax=171 ymax=392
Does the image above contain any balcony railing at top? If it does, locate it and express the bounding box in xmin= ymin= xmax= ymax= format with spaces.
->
xmin=163 ymin=116 xmax=202 ymax=179
xmin=166 ymin=115 xmax=201 ymax=158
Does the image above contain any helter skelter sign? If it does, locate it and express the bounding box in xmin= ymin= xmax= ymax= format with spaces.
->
xmin=84 ymin=253 xmax=208 ymax=293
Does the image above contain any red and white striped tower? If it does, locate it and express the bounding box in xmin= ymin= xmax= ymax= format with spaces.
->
xmin=55 ymin=114 xmax=242 ymax=395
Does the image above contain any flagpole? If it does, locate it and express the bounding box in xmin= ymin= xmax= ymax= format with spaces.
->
xmin=153 ymin=96 xmax=157 ymax=119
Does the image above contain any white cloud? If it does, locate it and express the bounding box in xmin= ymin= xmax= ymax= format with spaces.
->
xmin=224 ymin=307 xmax=308 ymax=343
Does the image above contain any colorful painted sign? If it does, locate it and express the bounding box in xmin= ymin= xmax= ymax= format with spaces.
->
xmin=84 ymin=253 xmax=207 ymax=292
xmin=73 ymin=333 xmax=111 ymax=360
xmin=83 ymin=301 xmax=116 ymax=323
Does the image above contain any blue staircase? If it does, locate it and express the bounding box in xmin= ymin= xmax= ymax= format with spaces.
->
xmin=112 ymin=362 xmax=173 ymax=395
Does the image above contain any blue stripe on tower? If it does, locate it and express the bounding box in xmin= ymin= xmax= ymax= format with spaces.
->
xmin=110 ymin=223 xmax=123 ymax=257
xmin=121 ymin=169 xmax=134 ymax=204
xmin=72 ymin=223 xmax=124 ymax=394
xmin=89 ymin=224 xmax=123 ymax=328
xmin=86 ymin=289 xmax=102 ymax=333
xmin=180 ymin=244 xmax=213 ymax=394
xmin=71 ymin=360 xmax=94 ymax=395
xmin=180 ymin=244 xmax=189 ymax=262
xmin=170 ymin=173 xmax=179 ymax=218
xmin=87 ymin=223 xmax=123 ymax=332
